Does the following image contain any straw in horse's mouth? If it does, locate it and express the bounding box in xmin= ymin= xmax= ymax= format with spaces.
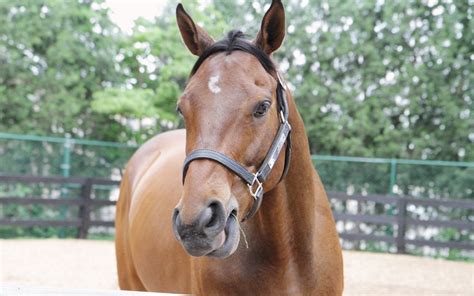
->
xmin=233 ymin=212 xmax=249 ymax=249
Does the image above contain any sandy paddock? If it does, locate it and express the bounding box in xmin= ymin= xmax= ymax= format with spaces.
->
xmin=1 ymin=239 xmax=473 ymax=295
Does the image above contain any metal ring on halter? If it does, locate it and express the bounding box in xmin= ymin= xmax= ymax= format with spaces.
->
xmin=247 ymin=173 xmax=263 ymax=200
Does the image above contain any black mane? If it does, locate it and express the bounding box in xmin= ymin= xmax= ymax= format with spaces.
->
xmin=190 ymin=30 xmax=276 ymax=76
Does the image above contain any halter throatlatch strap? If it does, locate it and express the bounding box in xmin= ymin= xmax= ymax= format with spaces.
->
xmin=182 ymin=77 xmax=292 ymax=222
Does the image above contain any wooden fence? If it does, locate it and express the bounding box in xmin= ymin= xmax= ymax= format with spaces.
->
xmin=0 ymin=174 xmax=119 ymax=238
xmin=0 ymin=174 xmax=473 ymax=253
xmin=329 ymin=192 xmax=474 ymax=253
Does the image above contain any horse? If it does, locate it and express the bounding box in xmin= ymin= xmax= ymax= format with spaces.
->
xmin=115 ymin=1 xmax=344 ymax=294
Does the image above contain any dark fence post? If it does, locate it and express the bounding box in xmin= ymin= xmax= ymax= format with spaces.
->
xmin=77 ymin=179 xmax=93 ymax=239
xmin=396 ymin=198 xmax=407 ymax=253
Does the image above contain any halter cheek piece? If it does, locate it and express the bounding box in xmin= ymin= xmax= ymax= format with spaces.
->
xmin=182 ymin=73 xmax=292 ymax=222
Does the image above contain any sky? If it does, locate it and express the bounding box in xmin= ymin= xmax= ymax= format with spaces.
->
xmin=105 ymin=0 xmax=169 ymax=34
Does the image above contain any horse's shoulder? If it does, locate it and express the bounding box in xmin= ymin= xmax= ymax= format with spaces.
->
xmin=124 ymin=129 xmax=186 ymax=188
xmin=140 ymin=129 xmax=186 ymax=152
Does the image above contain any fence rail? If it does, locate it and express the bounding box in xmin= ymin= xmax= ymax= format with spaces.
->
xmin=1 ymin=174 xmax=473 ymax=253
xmin=328 ymin=192 xmax=474 ymax=253
xmin=0 ymin=174 xmax=119 ymax=238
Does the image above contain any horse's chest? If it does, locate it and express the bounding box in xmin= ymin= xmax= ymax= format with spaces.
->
xmin=193 ymin=252 xmax=301 ymax=295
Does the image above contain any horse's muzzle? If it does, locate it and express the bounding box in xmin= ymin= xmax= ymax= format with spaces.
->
xmin=172 ymin=200 xmax=240 ymax=258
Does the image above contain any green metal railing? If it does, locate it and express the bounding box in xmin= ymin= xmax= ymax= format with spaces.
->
xmin=0 ymin=132 xmax=138 ymax=148
xmin=1 ymin=132 xmax=473 ymax=198
xmin=0 ymin=132 xmax=138 ymax=178
xmin=311 ymin=155 xmax=474 ymax=195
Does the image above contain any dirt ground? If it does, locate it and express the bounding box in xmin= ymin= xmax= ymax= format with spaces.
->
xmin=1 ymin=239 xmax=473 ymax=295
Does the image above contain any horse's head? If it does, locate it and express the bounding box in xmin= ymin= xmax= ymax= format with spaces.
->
xmin=172 ymin=0 xmax=288 ymax=258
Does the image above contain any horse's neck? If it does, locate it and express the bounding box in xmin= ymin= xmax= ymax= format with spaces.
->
xmin=246 ymin=96 xmax=324 ymax=282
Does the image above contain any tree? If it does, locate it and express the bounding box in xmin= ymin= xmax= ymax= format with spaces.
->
xmin=0 ymin=0 xmax=135 ymax=179
xmin=213 ymin=0 xmax=472 ymax=162
xmin=91 ymin=1 xmax=232 ymax=142
xmin=0 ymin=0 xmax=123 ymax=141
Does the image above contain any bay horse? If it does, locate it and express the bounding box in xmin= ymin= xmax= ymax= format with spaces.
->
xmin=115 ymin=1 xmax=343 ymax=294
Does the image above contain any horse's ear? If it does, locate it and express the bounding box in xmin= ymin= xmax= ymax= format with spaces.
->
xmin=176 ymin=4 xmax=214 ymax=56
xmin=255 ymin=0 xmax=285 ymax=55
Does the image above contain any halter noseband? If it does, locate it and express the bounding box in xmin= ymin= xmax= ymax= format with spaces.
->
xmin=182 ymin=73 xmax=292 ymax=221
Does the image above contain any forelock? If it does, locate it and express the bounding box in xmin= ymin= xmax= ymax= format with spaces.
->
xmin=190 ymin=30 xmax=276 ymax=76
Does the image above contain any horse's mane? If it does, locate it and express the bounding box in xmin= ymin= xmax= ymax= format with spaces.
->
xmin=190 ymin=30 xmax=276 ymax=76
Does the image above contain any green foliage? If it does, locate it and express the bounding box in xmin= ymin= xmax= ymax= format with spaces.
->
xmin=229 ymin=0 xmax=472 ymax=162
xmin=91 ymin=1 xmax=233 ymax=137
xmin=1 ymin=0 xmax=471 ymax=161
xmin=92 ymin=88 xmax=158 ymax=117
xmin=0 ymin=0 xmax=472 ymax=259
xmin=0 ymin=0 xmax=124 ymax=140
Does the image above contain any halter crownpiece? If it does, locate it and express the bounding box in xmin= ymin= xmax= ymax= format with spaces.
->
xmin=182 ymin=75 xmax=292 ymax=221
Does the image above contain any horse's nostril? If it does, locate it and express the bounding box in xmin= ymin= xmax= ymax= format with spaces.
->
xmin=172 ymin=208 xmax=182 ymax=241
xmin=202 ymin=201 xmax=225 ymax=235
xmin=230 ymin=209 xmax=237 ymax=220
xmin=205 ymin=202 xmax=218 ymax=228
xmin=173 ymin=208 xmax=180 ymax=224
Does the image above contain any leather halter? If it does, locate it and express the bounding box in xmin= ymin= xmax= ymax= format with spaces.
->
xmin=182 ymin=73 xmax=292 ymax=221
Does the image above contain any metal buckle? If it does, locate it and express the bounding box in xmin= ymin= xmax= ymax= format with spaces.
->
xmin=247 ymin=173 xmax=263 ymax=200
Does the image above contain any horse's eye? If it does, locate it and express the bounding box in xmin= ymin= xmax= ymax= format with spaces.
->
xmin=253 ymin=100 xmax=271 ymax=118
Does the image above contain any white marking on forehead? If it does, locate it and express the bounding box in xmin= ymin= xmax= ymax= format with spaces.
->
xmin=208 ymin=75 xmax=221 ymax=94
